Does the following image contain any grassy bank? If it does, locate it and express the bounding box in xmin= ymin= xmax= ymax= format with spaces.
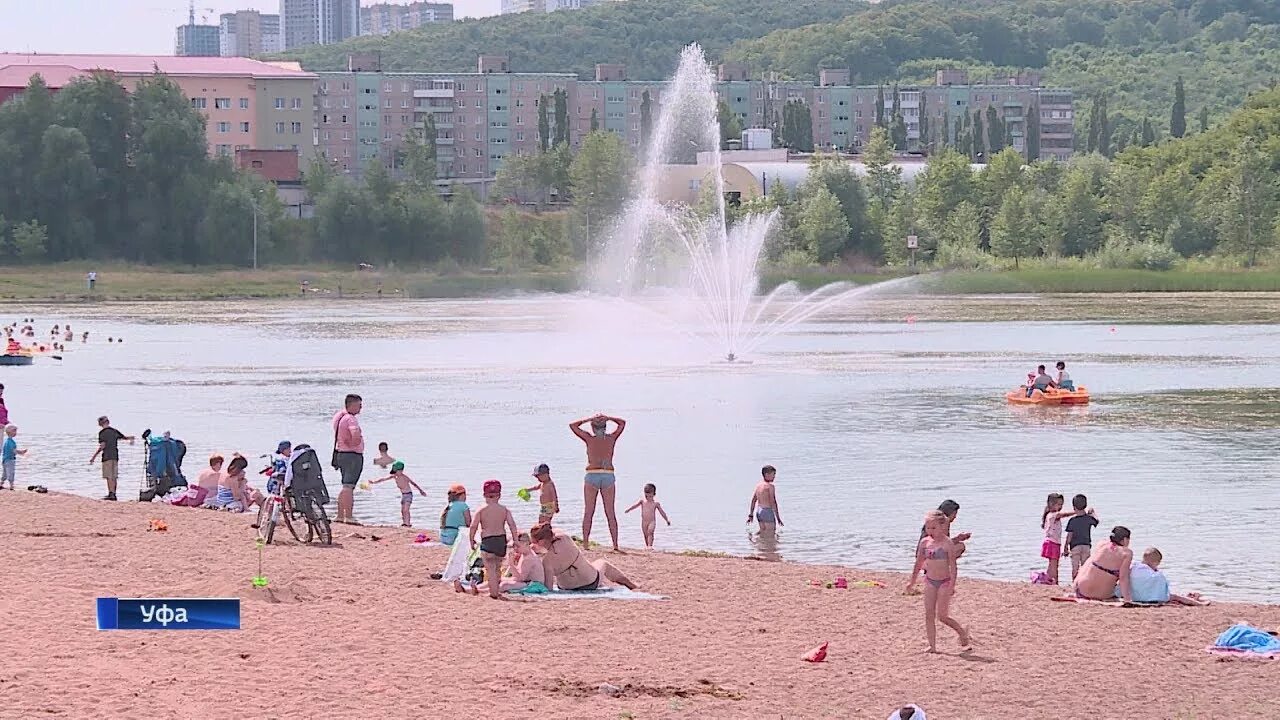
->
xmin=5 ymin=263 xmax=1280 ymax=301
xmin=0 ymin=264 xmax=577 ymax=301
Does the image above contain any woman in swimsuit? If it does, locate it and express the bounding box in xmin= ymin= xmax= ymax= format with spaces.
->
xmin=1072 ymin=525 xmax=1133 ymax=602
xmin=915 ymin=510 xmax=972 ymax=653
xmin=530 ymin=522 xmax=638 ymax=591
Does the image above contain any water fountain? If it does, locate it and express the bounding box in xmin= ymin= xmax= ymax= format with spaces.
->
xmin=590 ymin=44 xmax=904 ymax=362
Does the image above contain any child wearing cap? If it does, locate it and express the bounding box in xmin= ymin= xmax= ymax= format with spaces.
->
xmin=370 ymin=461 xmax=427 ymax=527
xmin=523 ymin=463 xmax=559 ymax=525
xmin=439 ymin=484 xmax=471 ymax=546
xmin=463 ymin=479 xmax=519 ymax=600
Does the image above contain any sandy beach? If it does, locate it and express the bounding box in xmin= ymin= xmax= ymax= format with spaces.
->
xmin=1 ymin=491 xmax=1276 ymax=719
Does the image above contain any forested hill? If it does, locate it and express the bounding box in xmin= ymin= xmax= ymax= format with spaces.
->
xmin=274 ymin=0 xmax=868 ymax=78
xmin=724 ymin=0 xmax=1280 ymax=124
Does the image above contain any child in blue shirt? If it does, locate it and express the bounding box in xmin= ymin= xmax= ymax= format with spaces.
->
xmin=3 ymin=424 xmax=28 ymax=490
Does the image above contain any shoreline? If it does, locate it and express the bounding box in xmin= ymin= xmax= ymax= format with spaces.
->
xmin=8 ymin=264 xmax=1280 ymax=301
xmin=4 ymin=491 xmax=1278 ymax=719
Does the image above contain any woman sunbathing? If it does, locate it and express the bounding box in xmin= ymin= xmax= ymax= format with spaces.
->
xmin=530 ymin=522 xmax=637 ymax=591
xmin=1073 ymin=525 xmax=1133 ymax=602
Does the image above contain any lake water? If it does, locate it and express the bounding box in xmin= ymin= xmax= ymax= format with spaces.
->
xmin=5 ymin=293 xmax=1279 ymax=602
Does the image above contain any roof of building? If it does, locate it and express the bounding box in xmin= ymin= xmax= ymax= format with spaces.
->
xmin=0 ymin=54 xmax=316 ymax=85
xmin=730 ymin=159 xmax=983 ymax=191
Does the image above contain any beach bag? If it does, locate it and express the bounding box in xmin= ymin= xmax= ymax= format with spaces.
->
xmin=331 ymin=413 xmax=344 ymax=469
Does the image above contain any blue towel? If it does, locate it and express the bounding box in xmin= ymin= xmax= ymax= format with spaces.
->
xmin=1214 ymin=623 xmax=1280 ymax=654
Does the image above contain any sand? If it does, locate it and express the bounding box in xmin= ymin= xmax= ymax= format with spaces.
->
xmin=1 ymin=491 xmax=1276 ymax=720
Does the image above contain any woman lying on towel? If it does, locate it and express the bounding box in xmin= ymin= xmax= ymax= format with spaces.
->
xmin=1073 ymin=525 xmax=1133 ymax=603
xmin=530 ymin=522 xmax=637 ymax=591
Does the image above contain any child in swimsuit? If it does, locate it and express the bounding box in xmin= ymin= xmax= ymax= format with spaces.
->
xmin=747 ymin=465 xmax=782 ymax=537
xmin=625 ymin=482 xmax=671 ymax=549
xmin=524 ymin=463 xmax=559 ymax=525
xmin=439 ymin=485 xmax=471 ymax=546
xmin=915 ymin=510 xmax=972 ymax=653
xmin=372 ymin=442 xmax=395 ymax=470
xmin=464 ymin=479 xmax=519 ymax=600
xmin=500 ymin=532 xmax=548 ymax=593
xmin=370 ymin=461 xmax=426 ymax=528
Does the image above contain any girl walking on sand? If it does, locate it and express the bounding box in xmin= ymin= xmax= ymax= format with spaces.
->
xmin=916 ymin=510 xmax=972 ymax=653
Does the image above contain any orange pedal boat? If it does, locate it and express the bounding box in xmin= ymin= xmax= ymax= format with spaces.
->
xmin=1005 ymin=386 xmax=1090 ymax=406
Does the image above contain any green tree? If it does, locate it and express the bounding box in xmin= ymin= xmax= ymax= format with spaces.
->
xmin=404 ymin=117 xmax=438 ymax=189
xmin=801 ymin=152 xmax=871 ymax=258
xmin=1171 ymin=76 xmax=1187 ymax=138
xmin=1198 ymin=106 xmax=1210 ymax=133
xmin=863 ymin=126 xmax=901 ymax=209
xmin=798 ymin=186 xmax=850 ymax=263
xmin=972 ymin=109 xmax=984 ymax=159
xmin=1202 ymin=140 xmax=1279 ymax=265
xmin=1056 ymin=167 xmax=1104 ymax=256
xmin=11 ymin=220 xmax=48 ymax=261
xmin=553 ymin=89 xmax=569 ymax=147
xmin=780 ymin=101 xmax=813 ymax=152
xmin=935 ymin=200 xmax=985 ymax=268
xmin=53 ymin=72 xmax=132 ymax=255
xmin=1140 ymin=117 xmax=1155 ymax=147
xmin=915 ymin=148 xmax=977 ymax=253
xmin=890 ymin=112 xmax=908 ymax=151
xmin=989 ymin=186 xmax=1038 ymax=267
xmin=874 ymin=85 xmax=886 ymax=128
xmin=537 ymin=94 xmax=551 ymax=152
xmin=34 ymin=125 xmax=97 ymax=260
xmin=590 ymin=108 xmax=599 ymax=132
xmin=1025 ymin=101 xmax=1041 ymax=161
xmin=717 ymin=100 xmax=742 ymax=148
xmin=570 ymin=131 xmax=634 ymax=245
xmin=985 ymin=105 xmax=1004 ymax=154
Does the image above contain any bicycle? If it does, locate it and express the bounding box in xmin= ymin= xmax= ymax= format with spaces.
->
xmin=255 ymin=456 xmax=333 ymax=546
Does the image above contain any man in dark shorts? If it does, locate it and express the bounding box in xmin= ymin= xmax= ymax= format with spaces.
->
xmin=332 ymin=394 xmax=365 ymax=524
xmin=89 ymin=415 xmax=134 ymax=501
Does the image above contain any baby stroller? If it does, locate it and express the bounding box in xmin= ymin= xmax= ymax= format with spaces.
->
xmin=286 ymin=444 xmax=333 ymax=545
xmin=139 ymin=429 xmax=187 ymax=502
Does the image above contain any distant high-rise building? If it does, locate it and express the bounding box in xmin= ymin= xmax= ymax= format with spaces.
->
xmin=175 ymin=23 xmax=220 ymax=57
xmin=281 ymin=0 xmax=360 ymax=50
xmin=360 ymin=2 xmax=453 ymax=35
xmin=220 ymin=10 xmax=283 ymax=57
xmin=500 ymin=0 xmax=544 ymax=14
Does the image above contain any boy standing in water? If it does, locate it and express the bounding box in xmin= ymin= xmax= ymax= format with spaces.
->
xmin=370 ymin=461 xmax=427 ymax=527
xmin=524 ymin=463 xmax=559 ymax=525
xmin=464 ymin=479 xmax=519 ymax=600
xmin=625 ymin=483 xmax=671 ymax=549
xmin=747 ymin=465 xmax=782 ymax=536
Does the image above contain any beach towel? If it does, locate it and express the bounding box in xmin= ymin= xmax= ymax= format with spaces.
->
xmin=440 ymin=540 xmax=477 ymax=583
xmin=521 ymin=587 xmax=667 ymax=601
xmin=1213 ymin=623 xmax=1280 ymax=655
xmin=1050 ymin=596 xmax=1165 ymax=608
xmin=168 ymin=485 xmax=208 ymax=507
xmin=1205 ymin=646 xmax=1280 ymax=661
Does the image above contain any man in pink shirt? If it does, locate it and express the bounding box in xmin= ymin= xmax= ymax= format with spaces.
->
xmin=331 ymin=393 xmax=365 ymax=524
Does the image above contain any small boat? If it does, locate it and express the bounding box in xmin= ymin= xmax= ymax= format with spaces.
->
xmin=1006 ymin=386 xmax=1090 ymax=406
xmin=0 ymin=353 xmax=34 ymax=367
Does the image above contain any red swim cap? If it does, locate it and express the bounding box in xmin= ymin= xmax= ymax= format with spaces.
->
xmin=482 ymin=479 xmax=501 ymax=495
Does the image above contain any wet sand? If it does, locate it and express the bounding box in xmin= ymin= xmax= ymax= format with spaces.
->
xmin=2 ymin=491 xmax=1277 ymax=719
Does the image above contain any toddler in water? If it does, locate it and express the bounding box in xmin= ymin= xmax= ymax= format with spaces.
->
xmin=3 ymin=424 xmax=28 ymax=491
xmin=370 ymin=461 xmax=427 ymax=527
xmin=625 ymin=483 xmax=671 ymax=549
xmin=914 ymin=509 xmax=972 ymax=653
xmin=524 ymin=463 xmax=559 ymax=525
xmin=1040 ymin=493 xmax=1091 ymax=585
xmin=438 ymin=484 xmax=472 ymax=546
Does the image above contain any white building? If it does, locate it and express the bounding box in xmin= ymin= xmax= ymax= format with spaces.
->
xmin=219 ymin=10 xmax=282 ymax=57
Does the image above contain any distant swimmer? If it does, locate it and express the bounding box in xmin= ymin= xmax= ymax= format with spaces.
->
xmin=570 ymin=413 xmax=627 ymax=553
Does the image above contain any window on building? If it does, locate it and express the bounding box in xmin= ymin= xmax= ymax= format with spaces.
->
xmin=515 ymin=82 xmax=524 ymax=91
xmin=592 ymin=89 xmax=598 ymax=100
xmin=475 ymin=99 xmax=482 ymax=108
xmin=473 ymin=148 xmax=481 ymax=156
xmin=516 ymin=131 xmax=524 ymax=141
xmin=516 ymin=115 xmax=523 ymax=125
xmin=402 ymin=82 xmax=410 ymax=93
xmin=323 ymin=131 xmax=330 ymax=141
xmin=343 ymin=148 xmax=350 ymax=157
xmin=215 ymin=97 xmax=230 ymax=109
xmin=475 ymin=116 xmax=482 ymax=125
xmin=384 ymin=114 xmax=391 ymax=124
xmin=341 ymin=98 xmax=350 ymax=108
xmin=343 ymin=131 xmax=351 ymax=140
xmin=292 ymin=98 xmax=302 ymax=110
xmin=475 ymin=133 xmax=481 ymax=141
xmin=215 ymin=144 xmax=231 ymax=156
xmin=341 ymin=82 xmax=350 ymax=91
xmin=320 ymin=82 xmax=328 ymax=93
xmin=401 ymin=99 xmax=408 ymax=108
xmin=274 ymin=97 xmax=285 ymax=109
xmin=384 ymin=132 xmax=392 ymax=141
xmin=216 ymin=121 xmax=230 ymax=133
xmin=240 ymin=122 xmax=250 ymax=133
xmin=292 ymin=122 xmax=302 ymax=134
xmin=240 ymin=97 xmax=250 ymax=109
xmin=275 ymin=121 xmax=285 ymax=134
xmin=474 ymin=82 xmax=480 ymax=91
xmin=237 ymin=145 xmax=249 ymax=152
xmin=191 ymin=97 xmax=207 ymax=109
xmin=341 ymin=115 xmax=349 ymax=124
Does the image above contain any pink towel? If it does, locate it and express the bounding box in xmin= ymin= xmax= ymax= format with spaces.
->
xmin=1206 ymin=646 xmax=1280 ymax=661
xmin=169 ymin=485 xmax=209 ymax=507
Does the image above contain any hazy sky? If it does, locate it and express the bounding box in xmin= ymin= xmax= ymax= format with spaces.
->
xmin=0 ymin=0 xmax=501 ymax=55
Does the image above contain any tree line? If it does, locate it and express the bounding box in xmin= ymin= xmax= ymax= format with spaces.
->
xmin=724 ymin=86 xmax=1280 ymax=272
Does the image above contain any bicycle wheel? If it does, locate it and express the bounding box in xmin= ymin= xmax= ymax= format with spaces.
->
xmin=254 ymin=501 xmax=269 ymax=531
xmin=309 ymin=502 xmax=333 ymax=546
xmin=280 ymin=495 xmax=308 ymax=543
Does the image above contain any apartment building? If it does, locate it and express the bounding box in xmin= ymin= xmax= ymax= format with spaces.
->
xmin=0 ymin=54 xmax=315 ymax=158
xmin=313 ymin=57 xmax=1074 ymax=188
xmin=282 ymin=0 xmax=360 ymax=50
xmin=360 ymin=2 xmax=454 ymax=35
xmin=220 ymin=10 xmax=283 ymax=57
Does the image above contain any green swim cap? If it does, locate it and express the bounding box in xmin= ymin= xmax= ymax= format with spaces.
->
xmin=391 ymin=461 xmax=405 ymax=472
